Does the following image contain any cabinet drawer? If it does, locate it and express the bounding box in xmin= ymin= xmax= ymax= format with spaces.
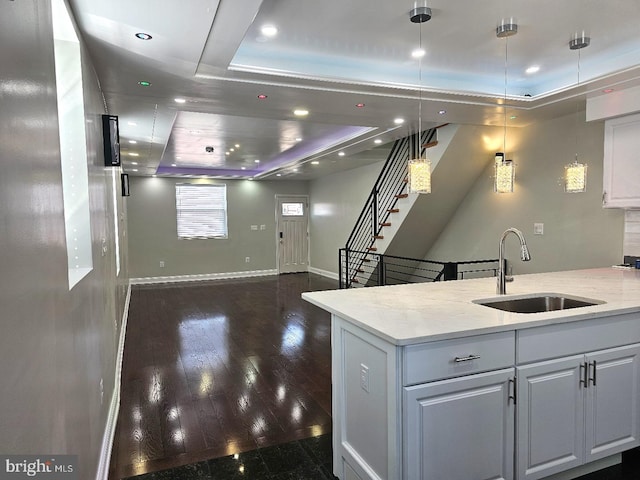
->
xmin=517 ymin=312 xmax=640 ymax=364
xmin=402 ymin=331 xmax=515 ymax=385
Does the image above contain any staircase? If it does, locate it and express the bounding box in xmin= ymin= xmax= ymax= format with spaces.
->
xmin=342 ymin=128 xmax=438 ymax=287
xmin=340 ymin=123 xmax=499 ymax=288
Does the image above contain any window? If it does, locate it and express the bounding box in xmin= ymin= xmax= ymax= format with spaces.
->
xmin=112 ymin=169 xmax=121 ymax=276
xmin=282 ymin=202 xmax=304 ymax=216
xmin=53 ymin=0 xmax=93 ymax=289
xmin=176 ymin=184 xmax=228 ymax=239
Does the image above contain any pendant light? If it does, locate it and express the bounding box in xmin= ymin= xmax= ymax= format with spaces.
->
xmin=494 ymin=19 xmax=517 ymax=194
xmin=407 ymin=2 xmax=432 ymax=194
xmin=565 ymin=32 xmax=590 ymax=193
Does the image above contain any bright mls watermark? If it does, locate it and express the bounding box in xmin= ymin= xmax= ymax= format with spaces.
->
xmin=0 ymin=455 xmax=77 ymax=479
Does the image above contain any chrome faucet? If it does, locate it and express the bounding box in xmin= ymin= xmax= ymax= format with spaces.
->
xmin=497 ymin=227 xmax=531 ymax=294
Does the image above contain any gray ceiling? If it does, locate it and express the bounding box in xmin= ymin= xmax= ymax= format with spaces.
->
xmin=67 ymin=0 xmax=640 ymax=180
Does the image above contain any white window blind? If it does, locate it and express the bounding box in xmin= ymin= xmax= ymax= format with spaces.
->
xmin=176 ymin=184 xmax=228 ymax=239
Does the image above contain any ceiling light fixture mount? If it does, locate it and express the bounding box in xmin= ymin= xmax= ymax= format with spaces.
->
xmin=135 ymin=32 xmax=152 ymax=40
xmin=496 ymin=20 xmax=518 ymax=38
xmin=409 ymin=3 xmax=432 ymax=23
xmin=569 ymin=33 xmax=590 ymax=50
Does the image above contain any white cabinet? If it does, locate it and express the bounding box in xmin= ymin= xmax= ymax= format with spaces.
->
xmin=603 ymin=113 xmax=640 ymax=208
xmin=516 ymin=355 xmax=586 ymax=479
xmin=404 ymin=368 xmax=515 ymax=480
xmin=516 ymin=344 xmax=640 ymax=480
xmin=330 ymin=311 xmax=640 ymax=480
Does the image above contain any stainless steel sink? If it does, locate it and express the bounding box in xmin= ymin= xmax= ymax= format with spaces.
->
xmin=474 ymin=294 xmax=605 ymax=313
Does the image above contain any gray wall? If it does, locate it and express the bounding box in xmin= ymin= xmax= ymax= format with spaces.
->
xmin=127 ymin=176 xmax=308 ymax=278
xmin=0 ymin=2 xmax=128 ymax=478
xmin=309 ymin=161 xmax=384 ymax=273
xmin=426 ymin=112 xmax=625 ymax=274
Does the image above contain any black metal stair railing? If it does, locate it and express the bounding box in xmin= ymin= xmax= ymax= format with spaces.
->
xmin=341 ymin=129 xmax=436 ymax=288
xmin=339 ymin=249 xmax=499 ymax=287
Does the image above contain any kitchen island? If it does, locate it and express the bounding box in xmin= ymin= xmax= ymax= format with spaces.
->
xmin=302 ymin=268 xmax=640 ymax=480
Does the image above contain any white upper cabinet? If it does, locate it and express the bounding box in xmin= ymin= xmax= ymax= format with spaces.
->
xmin=603 ymin=113 xmax=640 ymax=208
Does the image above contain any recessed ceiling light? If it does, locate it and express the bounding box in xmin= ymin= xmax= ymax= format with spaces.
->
xmin=128 ymin=140 xmax=137 ymax=144
xmin=225 ymin=152 xmax=230 ymax=156
xmin=411 ymin=48 xmax=426 ymax=59
xmin=235 ymin=144 xmax=240 ymax=148
xmin=128 ymin=152 xmax=139 ymax=157
xmin=276 ymin=173 xmax=282 ymax=177
xmin=294 ymin=109 xmax=309 ymax=116
xmin=258 ymin=94 xmax=268 ymax=100
xmin=254 ymin=159 xmax=260 ymax=163
xmin=525 ymin=65 xmax=540 ymax=74
xmin=311 ymin=161 xmax=320 ymax=165
xmin=603 ymin=88 xmax=615 ymax=93
xmin=131 ymin=169 xmax=138 ymax=172
xmin=338 ymin=152 xmax=345 ymax=157
xmin=174 ymin=98 xmax=186 ymax=104
xmin=438 ymin=110 xmax=446 ymax=115
xmin=135 ymin=33 xmax=152 ymax=40
xmin=171 ymin=164 xmax=177 ymax=167
xmin=295 ymin=137 xmax=302 ymax=142
xmin=137 ymin=81 xmax=151 ymax=87
xmin=394 ymin=117 xmax=405 ymax=124
xmin=131 ymin=162 xmax=138 ymax=165
xmin=293 ymin=168 xmax=299 ymax=172
xmin=230 ymin=148 xmax=235 ymax=152
xmin=374 ymin=139 xmax=382 ymax=144
xmin=261 ymin=24 xmax=278 ymax=37
xmin=152 ymin=174 xmax=157 ymax=178
xmin=241 ymin=167 xmax=246 ymax=170
xmin=128 ymin=121 xmax=137 ymax=126
xmin=248 ymin=178 xmax=254 ymax=181
xmin=176 ymin=156 xmax=181 ymax=160
xmin=356 ymin=103 xmax=365 ymax=108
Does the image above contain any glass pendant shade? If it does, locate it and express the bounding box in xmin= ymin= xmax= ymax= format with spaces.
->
xmin=565 ymin=161 xmax=587 ymax=193
xmin=494 ymin=153 xmax=514 ymax=193
xmin=408 ymin=157 xmax=431 ymax=194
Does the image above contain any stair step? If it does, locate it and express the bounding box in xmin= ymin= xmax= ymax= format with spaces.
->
xmin=387 ymin=208 xmax=400 ymax=213
xmin=367 ymin=247 xmax=378 ymax=251
xmin=379 ymin=222 xmax=392 ymax=227
xmin=423 ymin=140 xmax=439 ymax=149
xmin=402 ymin=178 xmax=408 ymax=183
xmin=362 ymin=258 xmax=372 ymax=262
xmin=356 ymin=268 xmax=365 ymax=273
xmin=395 ymin=193 xmax=409 ymax=199
xmin=350 ymin=278 xmax=360 ymax=284
xmin=374 ymin=235 xmax=384 ymax=240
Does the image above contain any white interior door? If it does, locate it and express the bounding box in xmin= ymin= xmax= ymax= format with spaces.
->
xmin=276 ymin=195 xmax=309 ymax=274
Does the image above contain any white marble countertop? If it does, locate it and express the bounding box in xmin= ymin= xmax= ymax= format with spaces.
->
xmin=302 ymin=268 xmax=640 ymax=345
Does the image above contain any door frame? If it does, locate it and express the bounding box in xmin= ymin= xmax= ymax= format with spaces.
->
xmin=275 ymin=194 xmax=310 ymax=274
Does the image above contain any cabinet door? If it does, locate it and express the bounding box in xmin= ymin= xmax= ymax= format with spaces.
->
xmin=585 ymin=344 xmax=640 ymax=462
xmin=516 ymin=355 xmax=585 ymax=480
xmin=403 ymin=368 xmax=514 ymax=480
xmin=603 ymin=113 xmax=640 ymax=208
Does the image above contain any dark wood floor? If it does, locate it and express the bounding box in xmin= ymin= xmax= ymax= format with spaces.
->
xmin=109 ymin=273 xmax=338 ymax=479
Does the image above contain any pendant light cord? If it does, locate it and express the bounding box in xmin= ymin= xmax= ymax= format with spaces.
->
xmin=574 ymin=48 xmax=581 ymax=163
xmin=503 ymin=35 xmax=508 ymax=159
xmin=418 ymin=21 xmax=423 ymax=160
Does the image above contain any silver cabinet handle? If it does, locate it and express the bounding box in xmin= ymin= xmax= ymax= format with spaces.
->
xmin=454 ymin=354 xmax=481 ymax=363
xmin=589 ymin=360 xmax=597 ymax=386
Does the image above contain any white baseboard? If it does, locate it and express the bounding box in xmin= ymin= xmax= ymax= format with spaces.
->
xmin=95 ymin=283 xmax=131 ymax=480
xmin=130 ymin=269 xmax=278 ymax=285
xmin=309 ymin=266 xmax=339 ymax=281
